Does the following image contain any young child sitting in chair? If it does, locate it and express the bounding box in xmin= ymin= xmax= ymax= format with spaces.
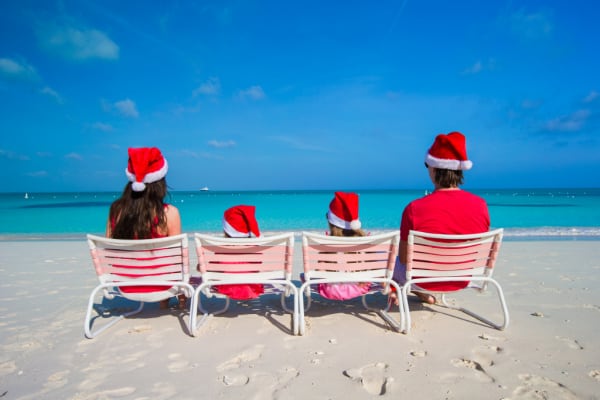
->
xmin=318 ymin=192 xmax=372 ymax=300
xmin=212 ymin=205 xmax=265 ymax=300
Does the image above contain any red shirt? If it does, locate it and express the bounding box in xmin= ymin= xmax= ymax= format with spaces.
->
xmin=400 ymin=189 xmax=490 ymax=291
xmin=401 ymin=189 xmax=489 ymax=240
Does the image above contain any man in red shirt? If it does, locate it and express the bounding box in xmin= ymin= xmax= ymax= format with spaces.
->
xmin=394 ymin=132 xmax=490 ymax=304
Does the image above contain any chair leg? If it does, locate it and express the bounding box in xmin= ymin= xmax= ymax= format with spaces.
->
xmin=189 ymin=284 xmax=231 ymax=336
xmin=279 ymin=285 xmax=299 ymax=335
xmin=84 ymin=286 xmax=144 ymax=339
xmin=405 ymin=279 xmax=509 ymax=332
xmin=297 ymin=283 xmax=310 ymax=335
xmin=361 ymin=281 xmax=405 ymax=333
xmin=400 ymin=284 xmax=413 ymax=334
xmin=446 ymin=280 xmax=509 ymax=330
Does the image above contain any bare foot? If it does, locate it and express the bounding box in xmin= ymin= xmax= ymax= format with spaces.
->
xmin=388 ymin=291 xmax=400 ymax=306
xmin=159 ymin=299 xmax=170 ymax=309
xmin=414 ymin=291 xmax=436 ymax=304
xmin=177 ymin=295 xmax=187 ymax=310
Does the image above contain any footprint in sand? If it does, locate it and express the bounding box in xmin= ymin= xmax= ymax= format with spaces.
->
xmin=167 ymin=353 xmax=193 ymax=373
xmin=555 ymin=336 xmax=584 ymax=350
xmin=0 ymin=360 xmax=17 ymax=376
xmin=44 ymin=370 xmax=69 ymax=390
xmin=343 ymin=362 xmax=393 ymax=396
xmin=217 ymin=344 xmax=265 ymax=387
xmin=513 ymin=374 xmax=578 ymax=400
xmin=128 ymin=324 xmax=152 ymax=334
xmin=79 ymin=387 xmax=137 ymax=399
xmin=589 ymin=370 xmax=600 ymax=381
xmin=217 ymin=344 xmax=264 ymax=372
xmin=450 ymin=358 xmax=495 ymax=383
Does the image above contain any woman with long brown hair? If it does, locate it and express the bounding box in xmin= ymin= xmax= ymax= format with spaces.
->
xmin=106 ymin=147 xmax=184 ymax=308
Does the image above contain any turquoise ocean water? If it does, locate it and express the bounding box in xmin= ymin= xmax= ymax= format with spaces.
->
xmin=1 ymin=189 xmax=599 ymax=240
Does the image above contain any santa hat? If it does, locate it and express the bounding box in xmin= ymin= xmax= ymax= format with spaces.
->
xmin=125 ymin=147 xmax=168 ymax=192
xmin=223 ymin=205 xmax=261 ymax=238
xmin=425 ymin=131 xmax=473 ymax=170
xmin=327 ymin=192 xmax=361 ymax=230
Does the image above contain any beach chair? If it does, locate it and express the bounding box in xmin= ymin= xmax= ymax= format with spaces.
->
xmin=299 ymin=231 xmax=402 ymax=335
xmin=84 ymin=234 xmax=194 ymax=338
xmin=191 ymin=232 xmax=298 ymax=336
xmin=401 ymin=229 xmax=509 ymax=334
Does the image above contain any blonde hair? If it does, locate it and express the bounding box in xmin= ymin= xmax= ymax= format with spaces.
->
xmin=329 ymin=223 xmax=366 ymax=237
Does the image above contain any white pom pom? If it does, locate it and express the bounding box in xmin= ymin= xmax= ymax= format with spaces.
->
xmin=350 ymin=220 xmax=361 ymax=230
xmin=132 ymin=181 xmax=146 ymax=192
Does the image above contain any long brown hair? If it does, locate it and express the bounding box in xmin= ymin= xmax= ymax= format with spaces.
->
xmin=329 ymin=223 xmax=366 ymax=237
xmin=109 ymin=178 xmax=168 ymax=239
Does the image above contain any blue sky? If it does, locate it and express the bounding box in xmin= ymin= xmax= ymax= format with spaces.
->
xmin=1 ymin=0 xmax=599 ymax=192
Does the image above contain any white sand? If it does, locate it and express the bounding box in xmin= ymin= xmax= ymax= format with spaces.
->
xmin=0 ymin=238 xmax=599 ymax=399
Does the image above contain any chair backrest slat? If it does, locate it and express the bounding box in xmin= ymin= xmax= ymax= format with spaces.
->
xmin=195 ymin=233 xmax=294 ymax=275
xmin=87 ymin=234 xmax=190 ymax=281
xmin=302 ymin=231 xmax=399 ymax=275
xmin=406 ymin=229 xmax=503 ymax=276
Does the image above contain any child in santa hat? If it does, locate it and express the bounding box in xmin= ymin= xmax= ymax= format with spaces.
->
xmin=212 ymin=205 xmax=265 ymax=300
xmin=318 ymin=192 xmax=372 ymax=301
xmin=107 ymin=147 xmax=187 ymax=309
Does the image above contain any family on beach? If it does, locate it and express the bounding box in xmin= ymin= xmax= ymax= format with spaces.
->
xmin=106 ymin=131 xmax=489 ymax=307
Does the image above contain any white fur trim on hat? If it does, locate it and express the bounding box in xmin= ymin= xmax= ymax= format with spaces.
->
xmin=125 ymin=159 xmax=169 ymax=192
xmin=223 ymin=218 xmax=255 ymax=237
xmin=327 ymin=210 xmax=362 ymax=230
xmin=425 ymin=154 xmax=472 ymax=170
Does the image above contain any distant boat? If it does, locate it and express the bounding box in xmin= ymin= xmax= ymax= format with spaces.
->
xmin=24 ymin=192 xmax=29 ymax=199
xmin=200 ymin=186 xmax=209 ymax=191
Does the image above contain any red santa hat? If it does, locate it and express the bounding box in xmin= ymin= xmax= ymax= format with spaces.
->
xmin=425 ymin=131 xmax=473 ymax=170
xmin=327 ymin=191 xmax=361 ymax=230
xmin=125 ymin=147 xmax=169 ymax=192
xmin=223 ymin=205 xmax=261 ymax=238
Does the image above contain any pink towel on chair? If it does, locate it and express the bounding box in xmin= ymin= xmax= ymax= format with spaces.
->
xmin=318 ymin=282 xmax=371 ymax=301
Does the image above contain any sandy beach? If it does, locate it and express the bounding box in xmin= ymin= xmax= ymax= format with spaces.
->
xmin=0 ymin=238 xmax=599 ymax=399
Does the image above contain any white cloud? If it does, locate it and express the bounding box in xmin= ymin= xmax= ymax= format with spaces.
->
xmin=462 ymin=59 xmax=496 ymax=75
xmin=91 ymin=122 xmax=114 ymax=132
xmin=114 ymin=99 xmax=139 ymax=118
xmin=65 ymin=152 xmax=83 ymax=160
xmin=463 ymin=61 xmax=482 ymax=75
xmin=193 ymin=77 xmax=221 ymax=96
xmin=236 ymin=85 xmax=265 ymax=100
xmin=510 ymin=9 xmax=553 ymax=40
xmin=0 ymin=149 xmax=30 ymax=160
xmin=40 ymin=24 xmax=119 ymax=61
xmin=0 ymin=58 xmax=39 ymax=81
xmin=26 ymin=171 xmax=48 ymax=177
xmin=543 ymin=109 xmax=590 ymax=132
xmin=208 ymin=140 xmax=236 ymax=148
xmin=40 ymin=86 xmax=63 ymax=103
xmin=583 ymin=91 xmax=598 ymax=103
xmin=521 ymin=99 xmax=542 ymax=109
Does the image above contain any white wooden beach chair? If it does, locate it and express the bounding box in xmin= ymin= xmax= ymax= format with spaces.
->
xmin=84 ymin=234 xmax=194 ymax=338
xmin=401 ymin=229 xmax=509 ymax=334
xmin=299 ymin=231 xmax=402 ymax=335
xmin=191 ymin=232 xmax=298 ymax=336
